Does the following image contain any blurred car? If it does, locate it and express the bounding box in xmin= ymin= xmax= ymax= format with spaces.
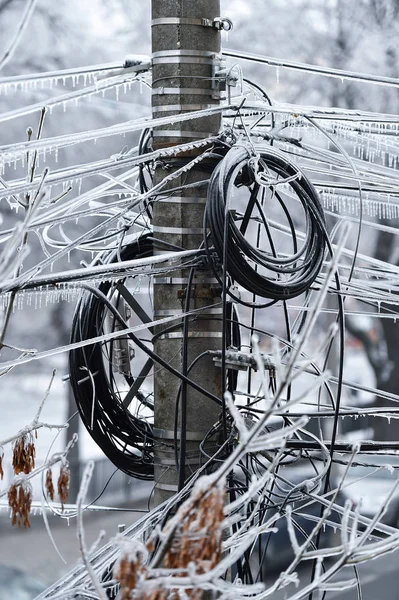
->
xmin=0 ymin=564 xmax=46 ymax=599
xmin=337 ymin=453 xmax=399 ymax=526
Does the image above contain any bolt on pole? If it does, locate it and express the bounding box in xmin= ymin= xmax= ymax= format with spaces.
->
xmin=151 ymin=0 xmax=223 ymax=506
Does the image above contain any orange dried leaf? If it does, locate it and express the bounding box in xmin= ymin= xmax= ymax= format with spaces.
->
xmin=12 ymin=436 xmax=36 ymax=475
xmin=8 ymin=481 xmax=32 ymax=528
xmin=57 ymin=465 xmax=70 ymax=511
xmin=45 ymin=469 xmax=55 ymax=501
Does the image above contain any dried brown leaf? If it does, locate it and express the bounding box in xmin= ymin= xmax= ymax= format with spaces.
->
xmin=57 ymin=465 xmax=70 ymax=511
xmin=45 ymin=469 xmax=55 ymax=501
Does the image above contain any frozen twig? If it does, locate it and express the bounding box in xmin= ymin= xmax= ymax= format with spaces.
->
xmin=0 ymin=434 xmax=78 ymax=500
xmin=76 ymin=461 xmax=108 ymax=600
xmin=0 ymin=369 xmax=65 ymax=446
xmin=0 ymin=0 xmax=39 ymax=71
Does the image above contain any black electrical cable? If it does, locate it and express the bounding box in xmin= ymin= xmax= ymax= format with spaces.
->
xmin=242 ymin=77 xmax=275 ymax=130
xmin=178 ymin=266 xmax=195 ymax=491
xmin=69 ymin=234 xmax=227 ymax=480
xmin=69 ymin=136 xmax=338 ymax=585
xmin=204 ymin=144 xmax=327 ymax=301
xmin=70 ymin=234 xmax=155 ymax=479
xmin=175 ymin=301 xmax=241 ymax=489
xmin=138 ymin=128 xmax=153 ymax=218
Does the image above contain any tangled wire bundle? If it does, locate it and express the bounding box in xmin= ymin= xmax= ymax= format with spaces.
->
xmin=205 ymin=144 xmax=327 ymax=301
xmin=69 ymin=234 xmax=155 ymax=479
xmin=69 ymin=144 xmax=328 ymax=480
xmin=69 ymin=230 xmax=243 ymax=480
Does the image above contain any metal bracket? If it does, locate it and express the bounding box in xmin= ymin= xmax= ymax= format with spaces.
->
xmin=214 ymin=68 xmax=239 ymax=89
xmin=211 ymin=59 xmax=241 ymax=99
xmin=152 ymin=103 xmax=217 ymax=114
xmin=107 ymin=293 xmax=132 ymax=375
xmin=152 ymin=87 xmax=220 ymax=98
xmin=212 ymin=17 xmax=233 ymax=31
xmin=151 ymin=17 xmax=233 ymax=31
xmin=152 ymin=49 xmax=221 ymax=66
xmin=211 ymin=349 xmax=276 ymax=373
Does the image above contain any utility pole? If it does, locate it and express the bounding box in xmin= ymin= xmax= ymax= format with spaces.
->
xmin=151 ymin=0 xmax=223 ymax=505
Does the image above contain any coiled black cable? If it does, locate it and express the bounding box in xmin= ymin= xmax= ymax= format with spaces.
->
xmin=205 ymin=144 xmax=327 ymax=301
xmin=69 ymin=233 xmax=241 ymax=480
xmin=69 ymin=234 xmax=155 ymax=479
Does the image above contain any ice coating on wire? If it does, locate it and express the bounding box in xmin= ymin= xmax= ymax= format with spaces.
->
xmin=1 ymin=30 xmax=399 ymax=600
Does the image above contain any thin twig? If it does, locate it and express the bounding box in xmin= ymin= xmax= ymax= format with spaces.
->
xmin=0 ymin=0 xmax=39 ymax=71
xmin=76 ymin=461 xmax=108 ymax=600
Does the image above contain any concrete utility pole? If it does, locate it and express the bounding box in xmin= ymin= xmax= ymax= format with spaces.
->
xmin=151 ymin=0 xmax=223 ymax=505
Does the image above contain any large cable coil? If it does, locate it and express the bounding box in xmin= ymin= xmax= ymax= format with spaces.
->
xmin=69 ymin=234 xmax=155 ymax=479
xmin=69 ymin=144 xmax=326 ymax=481
xmin=69 ymin=233 xmax=242 ymax=480
xmin=205 ymin=144 xmax=327 ymax=301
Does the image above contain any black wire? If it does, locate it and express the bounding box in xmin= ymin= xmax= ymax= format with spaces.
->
xmin=69 ymin=234 xmax=156 ymax=479
xmin=138 ymin=128 xmax=153 ymax=218
xmin=69 ymin=235 xmax=228 ymax=480
xmin=178 ymin=266 xmax=195 ymax=491
xmin=204 ymin=144 xmax=327 ymax=302
xmin=242 ymin=77 xmax=275 ymax=130
xmin=68 ymin=137 xmax=343 ymax=585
